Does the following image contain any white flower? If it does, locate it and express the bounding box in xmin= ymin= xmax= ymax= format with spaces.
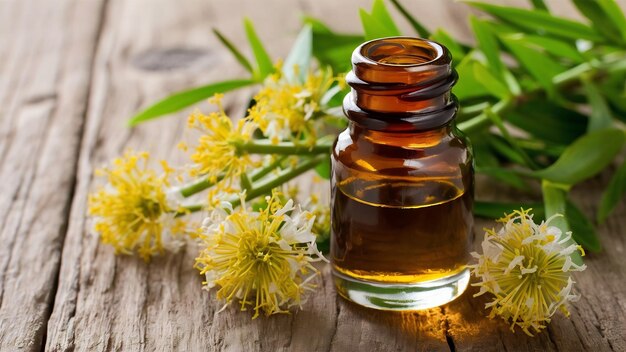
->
xmin=195 ymin=192 xmax=326 ymax=318
xmin=470 ymin=209 xmax=587 ymax=335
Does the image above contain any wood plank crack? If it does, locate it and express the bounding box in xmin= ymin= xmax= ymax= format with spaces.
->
xmin=441 ymin=307 xmax=456 ymax=352
xmin=326 ymin=299 xmax=340 ymax=352
xmin=42 ymin=0 xmax=110 ymax=345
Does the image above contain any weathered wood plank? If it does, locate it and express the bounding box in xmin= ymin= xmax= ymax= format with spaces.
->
xmin=0 ymin=1 xmax=105 ymax=350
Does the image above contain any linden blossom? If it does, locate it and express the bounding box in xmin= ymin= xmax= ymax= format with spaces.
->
xmin=247 ymin=65 xmax=338 ymax=147
xmin=194 ymin=191 xmax=327 ymax=318
xmin=184 ymin=94 xmax=259 ymax=187
xmin=470 ymin=209 xmax=587 ymax=336
xmin=88 ymin=151 xmax=188 ymax=261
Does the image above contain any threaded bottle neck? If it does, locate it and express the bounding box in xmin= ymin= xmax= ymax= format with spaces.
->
xmin=343 ymin=37 xmax=458 ymax=132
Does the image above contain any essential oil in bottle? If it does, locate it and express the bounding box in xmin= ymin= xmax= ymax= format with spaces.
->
xmin=330 ymin=37 xmax=474 ymax=310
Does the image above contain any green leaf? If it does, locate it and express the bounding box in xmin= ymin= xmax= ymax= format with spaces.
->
xmin=486 ymin=109 xmax=538 ymax=169
xmin=515 ymin=138 xmax=566 ymax=159
xmin=489 ymin=135 xmax=527 ymax=165
xmin=359 ymin=0 xmax=401 ymax=41
xmin=283 ymin=24 xmax=312 ymax=83
xmin=573 ymin=0 xmax=623 ymax=44
xmin=542 ymin=180 xmax=583 ymax=264
xmin=430 ymin=29 xmax=465 ymax=63
xmin=316 ymin=238 xmax=330 ymax=254
xmin=371 ymin=0 xmax=401 ymax=35
xmin=475 ymin=200 xmax=544 ymax=220
xmin=505 ymin=100 xmax=587 ymax=145
xmin=514 ymin=34 xmax=584 ymax=63
xmin=304 ymin=16 xmax=364 ymax=72
xmin=213 ymin=29 xmax=254 ymax=73
xmin=314 ymin=155 xmax=331 ymax=179
xmin=583 ymin=78 xmax=614 ymax=132
xmin=476 ymin=166 xmax=529 ymax=191
xmin=472 ymin=63 xmax=510 ymax=100
xmin=466 ymin=2 xmax=603 ymax=42
xmin=601 ymin=70 xmax=626 ymax=119
xmin=502 ymin=70 xmax=522 ymax=96
xmin=244 ymin=18 xmax=274 ymax=80
xmin=389 ymin=0 xmax=430 ymax=37
xmin=500 ymin=36 xmax=566 ymax=96
xmin=598 ymin=0 xmax=626 ymax=41
xmin=598 ymin=160 xmax=626 ymax=223
xmin=128 ymin=79 xmax=255 ymax=125
xmin=566 ymin=200 xmax=601 ymax=252
xmin=542 ymin=180 xmax=568 ymax=229
xmin=575 ymin=0 xmax=626 ymax=43
xmin=470 ymin=17 xmax=505 ymax=78
xmin=301 ymin=16 xmax=333 ymax=33
xmin=360 ymin=10 xmax=399 ymax=40
xmin=530 ymin=0 xmax=549 ymax=12
xmin=533 ymin=129 xmax=625 ymax=185
xmin=472 ymin=135 xmax=500 ymax=167
xmin=453 ymin=55 xmax=492 ymax=100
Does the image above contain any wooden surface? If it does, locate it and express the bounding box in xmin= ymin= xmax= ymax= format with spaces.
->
xmin=0 ymin=0 xmax=625 ymax=351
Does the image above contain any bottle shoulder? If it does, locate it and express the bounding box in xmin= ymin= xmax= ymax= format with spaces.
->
xmin=333 ymin=127 xmax=472 ymax=177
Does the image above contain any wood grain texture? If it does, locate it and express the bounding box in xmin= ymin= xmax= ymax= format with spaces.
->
xmin=0 ymin=0 xmax=105 ymax=350
xmin=0 ymin=0 xmax=623 ymax=351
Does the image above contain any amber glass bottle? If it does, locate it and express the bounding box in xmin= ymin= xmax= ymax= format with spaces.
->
xmin=330 ymin=37 xmax=473 ymax=310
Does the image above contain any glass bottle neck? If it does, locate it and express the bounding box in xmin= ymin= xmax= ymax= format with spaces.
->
xmin=343 ymin=37 xmax=458 ymax=133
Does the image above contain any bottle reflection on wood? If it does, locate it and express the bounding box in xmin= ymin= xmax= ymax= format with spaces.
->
xmin=330 ymin=37 xmax=474 ymax=310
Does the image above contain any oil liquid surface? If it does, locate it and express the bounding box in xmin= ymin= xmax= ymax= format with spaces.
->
xmin=331 ymin=180 xmax=473 ymax=284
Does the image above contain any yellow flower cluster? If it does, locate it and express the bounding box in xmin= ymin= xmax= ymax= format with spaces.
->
xmin=88 ymin=151 xmax=186 ymax=261
xmin=195 ymin=192 xmax=326 ymax=318
xmin=247 ymin=67 xmax=336 ymax=146
xmin=88 ymin=65 xmax=338 ymax=317
xmin=471 ymin=209 xmax=586 ymax=335
xmin=185 ymin=94 xmax=258 ymax=185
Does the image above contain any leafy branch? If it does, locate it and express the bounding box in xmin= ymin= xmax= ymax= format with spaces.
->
xmin=126 ymin=0 xmax=626 ymax=254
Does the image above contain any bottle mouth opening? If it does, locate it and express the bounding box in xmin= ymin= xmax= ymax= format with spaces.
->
xmin=359 ymin=37 xmax=445 ymax=67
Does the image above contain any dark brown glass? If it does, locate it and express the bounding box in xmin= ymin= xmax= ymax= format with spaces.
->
xmin=331 ymin=37 xmax=474 ymax=289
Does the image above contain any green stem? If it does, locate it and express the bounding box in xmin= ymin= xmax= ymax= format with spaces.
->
xmin=178 ymin=155 xmax=289 ymax=198
xmin=230 ymin=155 xmax=326 ymax=207
xmin=236 ymin=139 xmax=333 ymax=155
xmin=458 ymin=102 xmax=491 ymax=118
xmin=175 ymin=155 xmax=326 ymax=214
xmin=458 ymin=99 xmax=510 ymax=133
xmin=389 ymin=0 xmax=431 ymax=38
xmin=250 ymin=155 xmax=288 ymax=181
xmin=179 ymin=177 xmax=218 ymax=198
xmin=180 ymin=204 xmax=203 ymax=213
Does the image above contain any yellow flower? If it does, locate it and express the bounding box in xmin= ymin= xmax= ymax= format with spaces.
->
xmin=88 ymin=151 xmax=186 ymax=261
xmin=247 ymin=67 xmax=336 ymax=146
xmin=186 ymin=95 xmax=258 ymax=186
xmin=195 ymin=191 xmax=326 ymax=318
xmin=470 ymin=209 xmax=587 ymax=335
